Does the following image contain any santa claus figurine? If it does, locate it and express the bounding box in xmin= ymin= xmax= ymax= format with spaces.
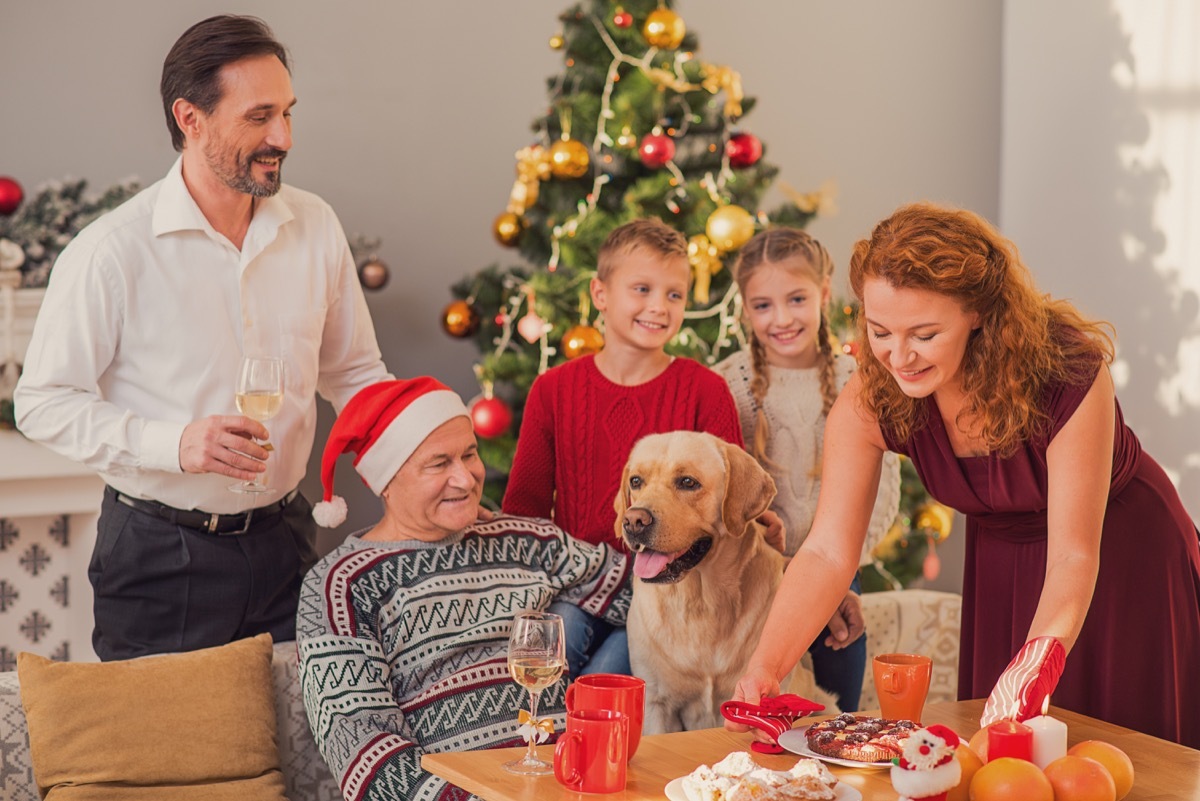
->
xmin=890 ymin=724 xmax=963 ymax=801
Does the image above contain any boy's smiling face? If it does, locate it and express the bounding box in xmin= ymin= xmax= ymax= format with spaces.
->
xmin=590 ymin=247 xmax=690 ymax=354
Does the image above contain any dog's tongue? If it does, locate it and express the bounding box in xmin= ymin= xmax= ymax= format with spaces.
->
xmin=633 ymin=550 xmax=674 ymax=579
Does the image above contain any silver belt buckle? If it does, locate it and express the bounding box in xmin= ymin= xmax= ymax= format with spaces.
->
xmin=206 ymin=512 xmax=220 ymax=533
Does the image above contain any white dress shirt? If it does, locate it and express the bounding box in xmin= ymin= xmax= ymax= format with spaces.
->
xmin=15 ymin=157 xmax=391 ymax=513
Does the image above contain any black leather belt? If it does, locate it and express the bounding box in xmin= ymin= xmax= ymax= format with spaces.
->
xmin=107 ymin=486 xmax=299 ymax=535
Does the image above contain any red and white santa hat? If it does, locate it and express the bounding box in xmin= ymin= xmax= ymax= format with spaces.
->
xmin=311 ymin=377 xmax=469 ymax=527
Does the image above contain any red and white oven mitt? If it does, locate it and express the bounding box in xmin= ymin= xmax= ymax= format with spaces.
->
xmin=980 ymin=636 xmax=1066 ymax=727
xmin=721 ymin=694 xmax=826 ymax=754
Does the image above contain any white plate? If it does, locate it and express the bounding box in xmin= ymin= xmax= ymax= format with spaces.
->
xmin=777 ymin=726 xmax=894 ymax=769
xmin=664 ymin=776 xmax=863 ymax=801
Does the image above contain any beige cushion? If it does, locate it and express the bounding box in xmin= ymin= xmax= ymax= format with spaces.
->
xmin=17 ymin=633 xmax=287 ymax=801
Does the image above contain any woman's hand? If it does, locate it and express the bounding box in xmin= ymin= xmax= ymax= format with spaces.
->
xmin=822 ymin=590 xmax=865 ymax=650
xmin=725 ymin=665 xmax=781 ymax=736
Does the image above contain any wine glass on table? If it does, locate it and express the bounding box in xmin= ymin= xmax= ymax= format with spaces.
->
xmin=230 ymin=356 xmax=284 ymax=494
xmin=502 ymin=610 xmax=566 ymax=775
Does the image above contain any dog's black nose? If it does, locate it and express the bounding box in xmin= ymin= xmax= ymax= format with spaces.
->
xmin=622 ymin=507 xmax=654 ymax=538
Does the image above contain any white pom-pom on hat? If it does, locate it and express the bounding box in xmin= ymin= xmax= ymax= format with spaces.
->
xmin=312 ymin=377 xmax=469 ymax=527
xmin=312 ymin=496 xmax=347 ymax=527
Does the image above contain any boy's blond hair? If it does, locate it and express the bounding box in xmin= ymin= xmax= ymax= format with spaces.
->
xmin=596 ymin=218 xmax=689 ymax=282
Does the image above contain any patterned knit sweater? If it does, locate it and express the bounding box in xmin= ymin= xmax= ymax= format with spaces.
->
xmin=502 ymin=355 xmax=744 ymax=549
xmin=297 ymin=516 xmax=631 ymax=801
xmin=713 ymin=351 xmax=902 ymax=562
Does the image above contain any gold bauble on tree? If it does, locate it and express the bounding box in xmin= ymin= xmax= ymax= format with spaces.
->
xmin=492 ymin=212 xmax=524 ymax=247
xmin=548 ymin=138 xmax=591 ymax=179
xmin=705 ymin=204 xmax=755 ymax=253
xmin=642 ymin=8 xmax=686 ymax=49
xmin=561 ymin=324 xmax=604 ymax=359
xmin=441 ymin=300 xmax=481 ymax=338
xmin=549 ymin=33 xmax=565 ymax=50
xmin=914 ymin=503 xmax=955 ymax=542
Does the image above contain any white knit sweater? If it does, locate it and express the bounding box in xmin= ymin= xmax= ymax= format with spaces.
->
xmin=713 ymin=351 xmax=901 ymax=562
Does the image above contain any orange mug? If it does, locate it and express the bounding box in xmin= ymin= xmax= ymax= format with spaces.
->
xmin=553 ymin=709 xmax=629 ymax=794
xmin=873 ymin=653 xmax=932 ymax=723
xmin=564 ymin=673 xmax=645 ymax=761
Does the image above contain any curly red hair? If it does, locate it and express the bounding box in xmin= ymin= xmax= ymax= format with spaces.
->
xmin=848 ymin=203 xmax=1114 ymax=455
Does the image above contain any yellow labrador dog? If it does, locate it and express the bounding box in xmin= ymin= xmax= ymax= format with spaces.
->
xmin=617 ymin=431 xmax=835 ymax=734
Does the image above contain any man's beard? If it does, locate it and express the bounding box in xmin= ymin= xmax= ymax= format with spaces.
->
xmin=205 ymin=143 xmax=287 ymax=198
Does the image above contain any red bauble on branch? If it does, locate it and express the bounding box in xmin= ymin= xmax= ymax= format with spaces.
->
xmin=726 ymin=132 xmax=763 ymax=169
xmin=613 ymin=7 xmax=633 ymax=28
xmin=470 ymin=395 xmax=513 ymax=439
xmin=0 ymin=177 xmax=24 ymax=216
xmin=638 ymin=133 xmax=675 ymax=168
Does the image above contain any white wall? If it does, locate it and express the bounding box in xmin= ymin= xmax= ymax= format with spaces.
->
xmin=1 ymin=1 xmax=1002 ymax=580
xmin=1001 ymin=0 xmax=1200 ymax=521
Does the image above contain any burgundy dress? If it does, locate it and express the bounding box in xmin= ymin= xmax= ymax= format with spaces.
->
xmin=883 ymin=368 xmax=1200 ymax=747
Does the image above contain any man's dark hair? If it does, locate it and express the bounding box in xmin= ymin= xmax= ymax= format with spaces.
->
xmin=160 ymin=15 xmax=290 ymax=152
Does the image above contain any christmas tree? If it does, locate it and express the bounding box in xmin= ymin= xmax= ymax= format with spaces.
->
xmin=444 ymin=0 xmax=952 ymax=588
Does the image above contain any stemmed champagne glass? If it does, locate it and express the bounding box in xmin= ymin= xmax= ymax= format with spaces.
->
xmin=230 ymin=356 xmax=284 ymax=494
xmin=502 ymin=611 xmax=566 ymax=775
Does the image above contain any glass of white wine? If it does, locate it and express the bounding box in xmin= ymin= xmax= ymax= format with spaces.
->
xmin=502 ymin=610 xmax=566 ymax=776
xmin=230 ymin=355 xmax=284 ymax=494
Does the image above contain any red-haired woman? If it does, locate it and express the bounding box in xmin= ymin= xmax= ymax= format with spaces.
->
xmin=729 ymin=202 xmax=1200 ymax=747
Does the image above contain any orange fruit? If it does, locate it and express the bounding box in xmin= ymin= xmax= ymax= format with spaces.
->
xmin=1068 ymin=741 xmax=1135 ymax=800
xmin=967 ymin=727 xmax=989 ymax=761
xmin=1044 ymin=755 xmax=1116 ymax=801
xmin=968 ymin=757 xmax=1053 ymax=801
xmin=947 ymin=742 xmax=985 ymax=801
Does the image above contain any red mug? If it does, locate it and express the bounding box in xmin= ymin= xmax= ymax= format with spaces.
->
xmin=564 ymin=673 xmax=645 ymax=760
xmin=553 ymin=709 xmax=629 ymax=793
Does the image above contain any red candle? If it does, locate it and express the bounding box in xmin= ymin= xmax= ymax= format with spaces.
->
xmin=986 ymin=720 xmax=1033 ymax=762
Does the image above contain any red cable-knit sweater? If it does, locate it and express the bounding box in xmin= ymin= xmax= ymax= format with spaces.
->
xmin=502 ymin=355 xmax=744 ymax=549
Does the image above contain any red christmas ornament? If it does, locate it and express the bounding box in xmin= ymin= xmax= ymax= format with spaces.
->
xmin=0 ymin=177 xmax=24 ymax=216
xmin=638 ymin=133 xmax=675 ymax=168
xmin=470 ymin=395 xmax=513 ymax=439
xmin=841 ymin=340 xmax=860 ymax=358
xmin=726 ymin=132 xmax=763 ymax=169
xmin=613 ymin=8 xmax=633 ymax=28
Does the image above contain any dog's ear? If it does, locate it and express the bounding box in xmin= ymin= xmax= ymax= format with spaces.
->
xmin=613 ymin=460 xmax=632 ymax=539
xmin=720 ymin=441 xmax=777 ymax=537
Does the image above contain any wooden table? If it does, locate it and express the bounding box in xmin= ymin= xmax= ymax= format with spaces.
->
xmin=422 ymin=699 xmax=1200 ymax=800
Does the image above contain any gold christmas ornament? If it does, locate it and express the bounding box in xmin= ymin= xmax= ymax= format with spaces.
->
xmin=687 ymin=234 xmax=723 ymax=305
xmin=505 ymin=144 xmax=552 ymax=216
xmin=549 ymin=138 xmax=591 ymax=179
xmin=705 ymin=204 xmax=755 ymax=253
xmin=492 ymin=212 xmax=524 ymax=247
xmin=549 ymin=33 xmax=565 ymax=50
xmin=700 ymin=63 xmax=745 ymax=119
xmin=913 ymin=503 xmax=954 ymax=543
xmin=441 ymin=300 xmax=481 ymax=338
xmin=561 ymin=324 xmax=604 ymax=359
xmin=643 ymin=8 xmax=686 ymax=49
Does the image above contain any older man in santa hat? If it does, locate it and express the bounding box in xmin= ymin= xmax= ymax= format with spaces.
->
xmin=297 ymin=377 xmax=632 ymax=801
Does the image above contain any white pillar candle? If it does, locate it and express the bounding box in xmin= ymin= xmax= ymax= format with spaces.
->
xmin=1026 ymin=698 xmax=1068 ymax=769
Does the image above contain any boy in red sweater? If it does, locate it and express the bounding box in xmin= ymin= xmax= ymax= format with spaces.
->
xmin=503 ymin=218 xmax=745 ymax=676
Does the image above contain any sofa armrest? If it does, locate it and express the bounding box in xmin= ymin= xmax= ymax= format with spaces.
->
xmin=860 ymin=589 xmax=962 ymax=713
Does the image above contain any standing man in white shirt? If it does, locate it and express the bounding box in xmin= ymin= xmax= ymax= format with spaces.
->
xmin=14 ymin=15 xmax=391 ymax=661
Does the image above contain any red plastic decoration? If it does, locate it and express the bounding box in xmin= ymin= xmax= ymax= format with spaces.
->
xmin=726 ymin=132 xmax=763 ymax=169
xmin=470 ymin=396 xmax=513 ymax=439
xmin=638 ymin=133 xmax=675 ymax=168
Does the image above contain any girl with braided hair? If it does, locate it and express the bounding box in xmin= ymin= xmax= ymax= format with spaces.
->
xmin=715 ymin=227 xmax=901 ymax=711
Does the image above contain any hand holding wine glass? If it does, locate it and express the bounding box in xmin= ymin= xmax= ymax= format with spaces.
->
xmin=230 ymin=356 xmax=284 ymax=494
xmin=503 ymin=611 xmax=566 ymax=776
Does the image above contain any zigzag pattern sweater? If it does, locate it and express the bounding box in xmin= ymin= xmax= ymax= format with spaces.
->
xmin=297 ymin=516 xmax=632 ymax=801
